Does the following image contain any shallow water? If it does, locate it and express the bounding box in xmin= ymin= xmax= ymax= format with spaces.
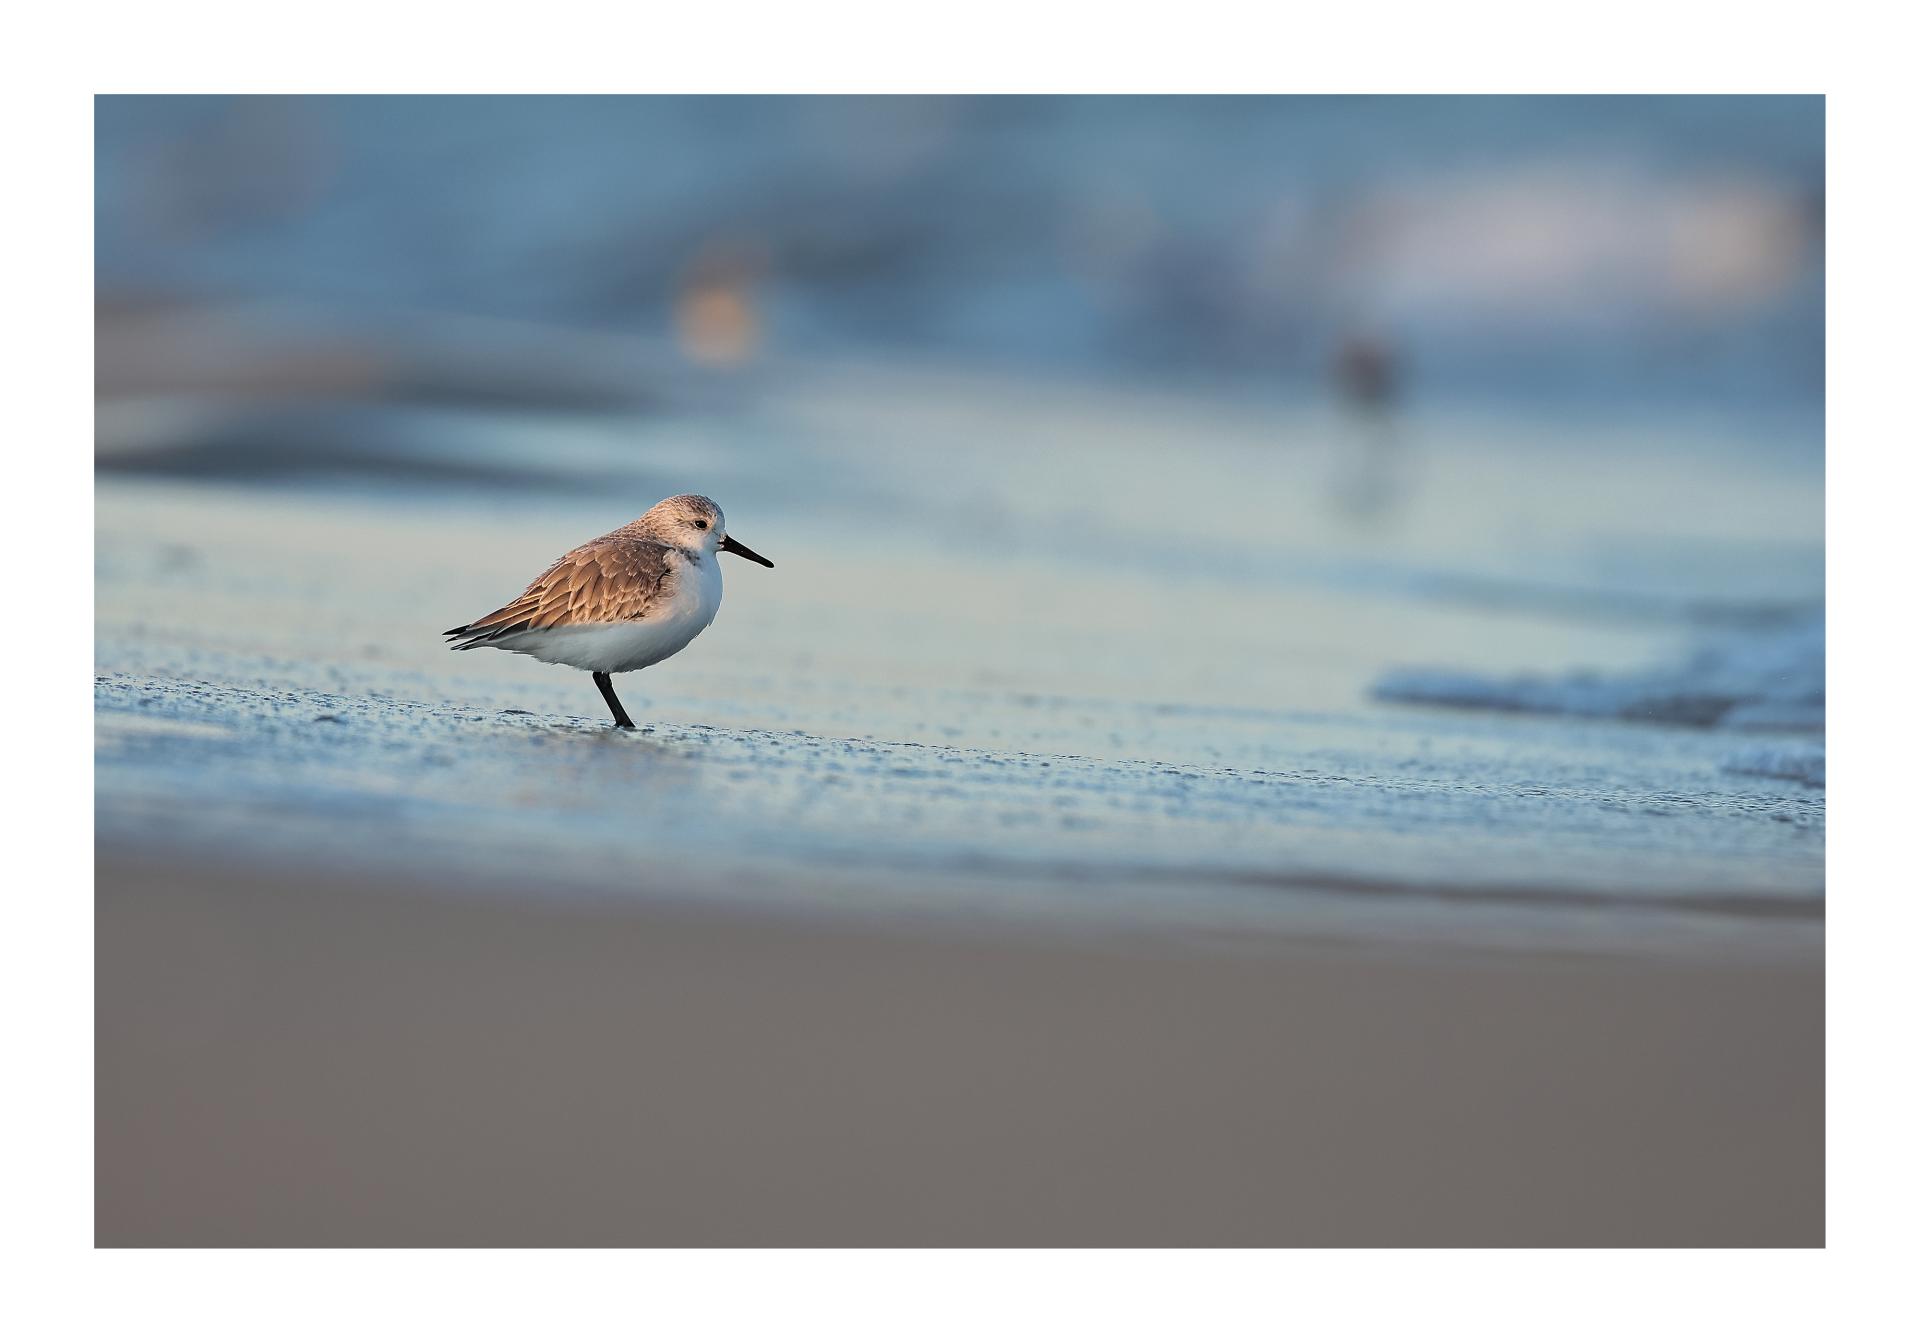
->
xmin=94 ymin=362 xmax=1823 ymax=958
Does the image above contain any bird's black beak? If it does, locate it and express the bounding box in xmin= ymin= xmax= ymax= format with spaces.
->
xmin=720 ymin=534 xmax=774 ymax=568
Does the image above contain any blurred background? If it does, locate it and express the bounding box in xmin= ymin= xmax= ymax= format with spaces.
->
xmin=97 ymin=96 xmax=1821 ymax=410
xmin=93 ymin=94 xmax=1826 ymax=1247
xmin=95 ymin=95 xmax=1825 ymax=950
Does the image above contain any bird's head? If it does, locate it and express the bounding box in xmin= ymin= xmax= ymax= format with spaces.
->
xmin=642 ymin=494 xmax=773 ymax=567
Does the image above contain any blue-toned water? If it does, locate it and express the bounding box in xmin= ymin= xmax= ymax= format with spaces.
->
xmin=94 ymin=355 xmax=1822 ymax=958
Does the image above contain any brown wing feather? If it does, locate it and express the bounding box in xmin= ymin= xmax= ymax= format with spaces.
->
xmin=444 ymin=537 xmax=677 ymax=646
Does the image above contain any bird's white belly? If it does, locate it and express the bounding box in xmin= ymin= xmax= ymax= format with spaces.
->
xmin=495 ymin=559 xmax=723 ymax=674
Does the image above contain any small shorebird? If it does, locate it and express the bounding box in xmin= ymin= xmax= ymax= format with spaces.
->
xmin=443 ymin=494 xmax=773 ymax=728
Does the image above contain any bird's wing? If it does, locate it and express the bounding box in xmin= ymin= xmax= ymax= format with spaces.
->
xmin=445 ymin=537 xmax=677 ymax=644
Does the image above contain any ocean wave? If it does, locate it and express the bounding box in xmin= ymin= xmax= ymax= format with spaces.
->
xmin=1371 ymin=615 xmax=1824 ymax=733
xmin=1720 ymin=745 xmax=1825 ymax=788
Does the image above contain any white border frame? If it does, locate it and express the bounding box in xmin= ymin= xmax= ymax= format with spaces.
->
xmin=17 ymin=2 xmax=1914 ymax=1336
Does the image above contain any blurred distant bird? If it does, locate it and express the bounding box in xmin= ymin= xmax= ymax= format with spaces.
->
xmin=444 ymin=494 xmax=773 ymax=729
xmin=1333 ymin=334 xmax=1397 ymax=412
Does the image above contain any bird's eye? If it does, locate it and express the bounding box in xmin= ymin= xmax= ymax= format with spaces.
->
xmin=694 ymin=520 xmax=709 ymax=530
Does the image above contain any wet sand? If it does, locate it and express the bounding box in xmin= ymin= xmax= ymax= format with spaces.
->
xmin=91 ymin=462 xmax=1826 ymax=961
xmin=96 ymin=859 xmax=1822 ymax=1247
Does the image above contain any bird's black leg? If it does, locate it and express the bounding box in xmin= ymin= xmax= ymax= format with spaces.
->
xmin=592 ymin=671 xmax=636 ymax=729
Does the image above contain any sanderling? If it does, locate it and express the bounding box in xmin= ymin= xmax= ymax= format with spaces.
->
xmin=443 ymin=494 xmax=773 ymax=728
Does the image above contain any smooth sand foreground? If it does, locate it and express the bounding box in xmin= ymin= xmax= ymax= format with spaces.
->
xmin=96 ymin=861 xmax=1822 ymax=1246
